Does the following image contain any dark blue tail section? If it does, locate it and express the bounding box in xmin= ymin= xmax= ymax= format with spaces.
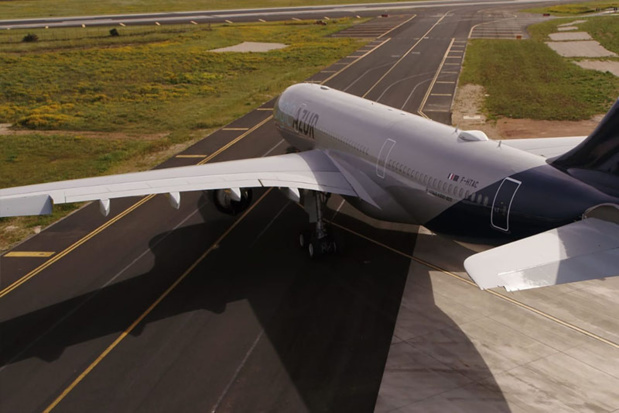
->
xmin=552 ymin=98 xmax=619 ymax=196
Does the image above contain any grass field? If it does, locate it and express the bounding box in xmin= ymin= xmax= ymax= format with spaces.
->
xmin=525 ymin=14 xmax=619 ymax=53
xmin=460 ymin=16 xmax=619 ymax=120
xmin=523 ymin=1 xmax=619 ymax=15
xmin=0 ymin=19 xmax=363 ymax=250
xmin=2 ymin=0 xmax=407 ymax=19
xmin=0 ymin=22 xmax=361 ymax=136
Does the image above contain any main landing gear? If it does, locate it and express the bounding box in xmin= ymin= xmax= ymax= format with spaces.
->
xmin=298 ymin=191 xmax=337 ymax=259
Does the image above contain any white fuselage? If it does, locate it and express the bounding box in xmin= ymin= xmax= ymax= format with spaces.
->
xmin=274 ymin=84 xmax=544 ymax=226
xmin=273 ymin=84 xmax=615 ymax=240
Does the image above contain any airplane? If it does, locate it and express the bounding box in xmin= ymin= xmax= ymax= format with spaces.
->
xmin=1 ymin=83 xmax=618 ymax=291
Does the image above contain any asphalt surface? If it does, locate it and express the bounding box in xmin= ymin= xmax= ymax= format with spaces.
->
xmin=2 ymin=4 xmax=619 ymax=413
xmin=0 ymin=0 xmax=554 ymax=29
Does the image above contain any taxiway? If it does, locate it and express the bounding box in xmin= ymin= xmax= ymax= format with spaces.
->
xmin=1 ymin=4 xmax=618 ymax=413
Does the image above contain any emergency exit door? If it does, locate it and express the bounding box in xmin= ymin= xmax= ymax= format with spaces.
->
xmin=376 ymin=139 xmax=396 ymax=178
xmin=491 ymin=177 xmax=521 ymax=232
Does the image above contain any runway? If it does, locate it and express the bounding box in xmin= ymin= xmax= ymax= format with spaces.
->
xmin=1 ymin=4 xmax=618 ymax=413
xmin=1 ymin=0 xmax=555 ymax=29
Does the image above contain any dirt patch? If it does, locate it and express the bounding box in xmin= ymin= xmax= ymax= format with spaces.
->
xmin=0 ymin=124 xmax=168 ymax=141
xmin=452 ymin=84 xmax=601 ymax=139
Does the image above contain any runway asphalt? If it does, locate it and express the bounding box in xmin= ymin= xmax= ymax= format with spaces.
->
xmin=0 ymin=0 xmax=555 ymax=29
xmin=1 ymin=4 xmax=618 ymax=413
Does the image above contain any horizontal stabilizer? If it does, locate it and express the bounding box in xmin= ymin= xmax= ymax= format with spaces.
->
xmin=502 ymin=137 xmax=585 ymax=158
xmin=465 ymin=218 xmax=619 ymax=291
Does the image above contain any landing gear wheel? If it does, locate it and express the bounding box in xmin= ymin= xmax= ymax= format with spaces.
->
xmin=299 ymin=230 xmax=311 ymax=248
xmin=329 ymin=239 xmax=337 ymax=255
xmin=308 ymin=240 xmax=317 ymax=259
xmin=307 ymin=236 xmax=337 ymax=259
xmin=302 ymin=191 xmax=338 ymax=259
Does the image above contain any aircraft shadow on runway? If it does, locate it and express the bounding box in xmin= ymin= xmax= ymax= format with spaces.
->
xmin=0 ymin=191 xmax=509 ymax=412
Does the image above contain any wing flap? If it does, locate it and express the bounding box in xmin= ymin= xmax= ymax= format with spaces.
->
xmin=464 ymin=218 xmax=619 ymax=291
xmin=0 ymin=150 xmax=357 ymax=217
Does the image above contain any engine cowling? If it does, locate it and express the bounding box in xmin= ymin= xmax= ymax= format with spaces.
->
xmin=212 ymin=188 xmax=253 ymax=215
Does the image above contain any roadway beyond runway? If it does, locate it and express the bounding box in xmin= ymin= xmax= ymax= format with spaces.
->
xmin=1 ymin=3 xmax=618 ymax=413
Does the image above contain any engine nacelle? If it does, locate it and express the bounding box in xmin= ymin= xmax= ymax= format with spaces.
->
xmin=212 ymin=188 xmax=253 ymax=215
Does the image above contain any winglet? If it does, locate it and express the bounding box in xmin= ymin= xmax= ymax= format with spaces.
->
xmin=0 ymin=194 xmax=53 ymax=217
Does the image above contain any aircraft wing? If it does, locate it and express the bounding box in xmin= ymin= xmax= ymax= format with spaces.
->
xmin=0 ymin=149 xmax=357 ymax=217
xmin=464 ymin=217 xmax=619 ymax=291
xmin=501 ymin=137 xmax=586 ymax=158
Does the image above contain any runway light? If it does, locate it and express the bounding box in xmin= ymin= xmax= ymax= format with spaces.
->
xmin=191 ymin=21 xmax=197 ymax=25
xmin=155 ymin=22 xmax=160 ymax=26
xmin=119 ymin=22 xmax=125 ymax=27
xmin=82 ymin=24 xmax=86 ymax=28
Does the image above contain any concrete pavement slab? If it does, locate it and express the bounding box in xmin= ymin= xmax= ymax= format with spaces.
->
xmin=574 ymin=60 xmax=619 ymax=76
xmin=546 ymin=41 xmax=617 ymax=57
xmin=549 ymin=32 xmax=592 ymax=40
xmin=488 ymin=352 xmax=619 ymax=412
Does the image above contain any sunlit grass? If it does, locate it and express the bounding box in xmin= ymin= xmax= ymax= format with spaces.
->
xmin=0 ymin=19 xmax=365 ymax=250
xmin=523 ymin=1 xmax=619 ymax=15
xmin=0 ymin=0 xmax=419 ymax=19
xmin=0 ymin=20 xmax=362 ymax=135
xmin=460 ymin=15 xmax=619 ymax=120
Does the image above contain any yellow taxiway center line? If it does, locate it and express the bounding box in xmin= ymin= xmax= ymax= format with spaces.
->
xmin=0 ymin=195 xmax=154 ymax=299
xmin=198 ymin=116 xmax=272 ymax=166
xmin=42 ymin=189 xmax=274 ymax=413
xmin=363 ymin=13 xmax=447 ymax=99
xmin=175 ymin=154 xmax=207 ymax=158
xmin=4 ymin=251 xmax=55 ymax=258
xmin=322 ymin=37 xmax=391 ymax=84
xmin=1 ymin=16 xmax=416 ymax=297
xmin=377 ymin=14 xmax=416 ymax=39
xmin=1 ymin=112 xmax=273 ymax=298
xmin=418 ymin=37 xmax=456 ymax=119
xmin=330 ymin=221 xmax=619 ymax=350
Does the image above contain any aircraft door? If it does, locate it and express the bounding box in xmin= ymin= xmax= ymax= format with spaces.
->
xmin=376 ymin=139 xmax=396 ymax=178
xmin=491 ymin=177 xmax=521 ymax=232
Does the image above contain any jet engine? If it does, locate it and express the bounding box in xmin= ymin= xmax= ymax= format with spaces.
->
xmin=212 ymin=188 xmax=253 ymax=215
